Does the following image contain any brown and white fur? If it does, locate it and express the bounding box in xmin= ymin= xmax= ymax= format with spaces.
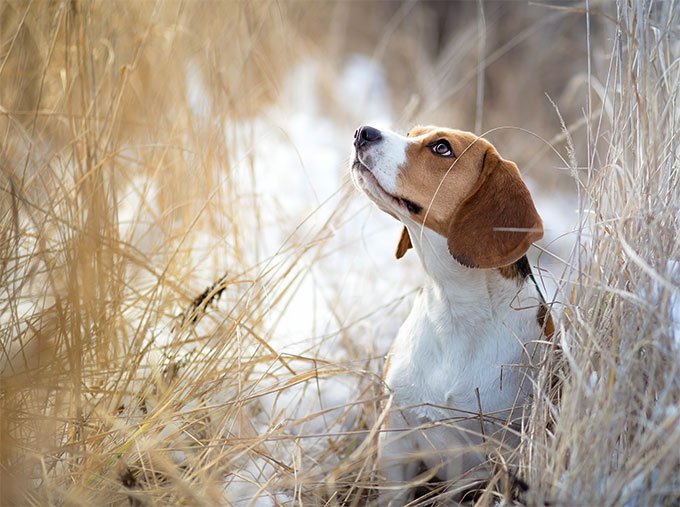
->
xmin=349 ymin=125 xmax=553 ymax=505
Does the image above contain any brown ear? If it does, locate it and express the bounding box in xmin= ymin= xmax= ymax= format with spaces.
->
xmin=447 ymin=149 xmax=543 ymax=268
xmin=395 ymin=226 xmax=412 ymax=259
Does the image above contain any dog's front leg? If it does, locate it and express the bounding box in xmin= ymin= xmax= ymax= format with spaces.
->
xmin=377 ymin=411 xmax=419 ymax=506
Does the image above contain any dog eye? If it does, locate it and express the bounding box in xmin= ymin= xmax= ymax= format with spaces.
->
xmin=430 ymin=140 xmax=453 ymax=157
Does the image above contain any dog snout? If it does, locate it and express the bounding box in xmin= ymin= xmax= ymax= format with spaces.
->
xmin=354 ymin=125 xmax=382 ymax=149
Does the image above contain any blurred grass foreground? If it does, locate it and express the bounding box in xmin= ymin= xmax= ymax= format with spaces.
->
xmin=1 ymin=1 xmax=679 ymax=505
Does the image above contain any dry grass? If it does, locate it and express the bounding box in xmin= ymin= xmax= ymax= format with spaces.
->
xmin=1 ymin=1 xmax=678 ymax=506
xmin=523 ymin=3 xmax=680 ymax=504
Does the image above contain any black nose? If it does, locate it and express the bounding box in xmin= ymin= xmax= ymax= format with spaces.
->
xmin=354 ymin=125 xmax=382 ymax=149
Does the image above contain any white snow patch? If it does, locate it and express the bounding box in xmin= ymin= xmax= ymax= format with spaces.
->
xmin=337 ymin=54 xmax=392 ymax=125
xmin=186 ymin=59 xmax=211 ymax=118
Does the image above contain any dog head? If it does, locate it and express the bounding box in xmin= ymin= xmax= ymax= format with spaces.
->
xmin=350 ymin=125 xmax=543 ymax=269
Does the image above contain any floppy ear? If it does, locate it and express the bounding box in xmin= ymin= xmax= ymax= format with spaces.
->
xmin=447 ymin=149 xmax=543 ymax=268
xmin=395 ymin=226 xmax=412 ymax=259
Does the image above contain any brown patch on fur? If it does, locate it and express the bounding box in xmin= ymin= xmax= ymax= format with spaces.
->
xmin=537 ymin=303 xmax=555 ymax=339
xmin=498 ymin=255 xmax=532 ymax=283
xmin=395 ymin=226 xmax=412 ymax=259
xmin=399 ymin=126 xmax=543 ymax=269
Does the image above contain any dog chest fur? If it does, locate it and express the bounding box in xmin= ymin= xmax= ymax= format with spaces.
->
xmin=385 ymin=228 xmax=542 ymax=426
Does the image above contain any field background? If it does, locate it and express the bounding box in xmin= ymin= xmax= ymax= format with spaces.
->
xmin=1 ymin=1 xmax=678 ymax=505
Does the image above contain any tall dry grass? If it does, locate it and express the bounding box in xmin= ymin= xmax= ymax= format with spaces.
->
xmin=0 ymin=3 xmax=333 ymax=505
xmin=1 ymin=1 xmax=678 ymax=506
xmin=523 ymin=2 xmax=680 ymax=505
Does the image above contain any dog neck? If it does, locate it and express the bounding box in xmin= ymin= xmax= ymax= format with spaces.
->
xmin=404 ymin=223 xmax=522 ymax=320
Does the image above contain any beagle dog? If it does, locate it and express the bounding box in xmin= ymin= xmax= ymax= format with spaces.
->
xmin=350 ymin=125 xmax=553 ymax=505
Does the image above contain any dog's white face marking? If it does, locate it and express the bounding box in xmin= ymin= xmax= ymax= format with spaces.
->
xmin=350 ymin=127 xmax=409 ymax=217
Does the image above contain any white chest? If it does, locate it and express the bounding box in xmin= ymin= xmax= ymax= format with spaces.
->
xmin=384 ymin=282 xmax=541 ymax=425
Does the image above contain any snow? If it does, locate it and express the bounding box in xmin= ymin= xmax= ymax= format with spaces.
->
xmin=186 ymin=59 xmax=211 ymax=118
xmin=215 ymin=56 xmax=421 ymax=503
xmin=221 ymin=57 xmax=423 ymax=354
xmin=337 ymin=55 xmax=392 ymax=124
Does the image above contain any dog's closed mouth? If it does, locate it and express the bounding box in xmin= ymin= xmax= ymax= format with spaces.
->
xmin=354 ymin=159 xmax=422 ymax=214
